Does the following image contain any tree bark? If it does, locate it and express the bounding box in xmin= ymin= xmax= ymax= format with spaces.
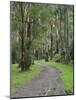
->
xmin=50 ymin=25 xmax=53 ymax=60
xmin=64 ymin=6 xmax=69 ymax=63
xmin=19 ymin=2 xmax=25 ymax=71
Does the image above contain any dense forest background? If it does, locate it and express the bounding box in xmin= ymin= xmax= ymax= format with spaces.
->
xmin=10 ymin=2 xmax=74 ymax=71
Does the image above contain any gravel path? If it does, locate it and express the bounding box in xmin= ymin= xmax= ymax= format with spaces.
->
xmin=11 ymin=64 xmax=66 ymax=98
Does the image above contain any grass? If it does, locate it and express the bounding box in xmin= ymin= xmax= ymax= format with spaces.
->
xmin=39 ymin=60 xmax=74 ymax=93
xmin=11 ymin=64 xmax=41 ymax=89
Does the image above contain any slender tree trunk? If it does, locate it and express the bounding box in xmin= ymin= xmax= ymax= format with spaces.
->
xmin=55 ymin=9 xmax=59 ymax=54
xmin=55 ymin=34 xmax=59 ymax=54
xmin=59 ymin=7 xmax=63 ymax=50
xmin=50 ymin=25 xmax=53 ymax=60
xmin=64 ymin=6 xmax=69 ymax=63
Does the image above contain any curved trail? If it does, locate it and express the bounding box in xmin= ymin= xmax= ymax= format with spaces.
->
xmin=11 ymin=64 xmax=65 ymax=98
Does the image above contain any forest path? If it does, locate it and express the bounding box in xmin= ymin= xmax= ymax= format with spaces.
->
xmin=11 ymin=64 xmax=66 ymax=98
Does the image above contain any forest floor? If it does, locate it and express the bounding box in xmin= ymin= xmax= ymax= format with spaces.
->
xmin=11 ymin=63 xmax=66 ymax=98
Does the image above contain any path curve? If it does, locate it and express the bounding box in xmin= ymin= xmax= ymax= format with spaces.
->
xmin=11 ymin=64 xmax=65 ymax=98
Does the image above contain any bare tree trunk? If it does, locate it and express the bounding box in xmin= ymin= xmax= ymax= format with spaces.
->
xmin=59 ymin=7 xmax=63 ymax=50
xmin=19 ymin=2 xmax=25 ymax=71
xmin=50 ymin=25 xmax=53 ymax=60
xmin=64 ymin=6 xmax=69 ymax=63
xmin=55 ymin=9 xmax=59 ymax=54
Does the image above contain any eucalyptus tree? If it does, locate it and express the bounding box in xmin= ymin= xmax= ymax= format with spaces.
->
xmin=63 ymin=5 xmax=74 ymax=63
xmin=10 ymin=2 xmax=74 ymax=68
xmin=10 ymin=2 xmax=33 ymax=70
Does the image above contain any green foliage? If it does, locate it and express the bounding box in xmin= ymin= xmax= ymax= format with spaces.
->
xmin=53 ymin=50 xmax=67 ymax=63
xmin=53 ymin=53 xmax=61 ymax=62
xmin=10 ymin=2 xmax=74 ymax=68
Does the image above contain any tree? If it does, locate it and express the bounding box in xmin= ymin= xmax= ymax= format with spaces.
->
xmin=10 ymin=2 xmax=74 ymax=69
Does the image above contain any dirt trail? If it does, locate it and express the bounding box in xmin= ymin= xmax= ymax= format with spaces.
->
xmin=11 ymin=64 xmax=65 ymax=98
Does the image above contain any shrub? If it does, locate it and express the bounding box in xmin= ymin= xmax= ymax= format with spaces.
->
xmin=53 ymin=53 xmax=61 ymax=62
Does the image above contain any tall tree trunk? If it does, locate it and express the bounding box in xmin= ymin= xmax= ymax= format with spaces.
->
xmin=19 ymin=3 xmax=32 ymax=71
xmin=55 ymin=9 xmax=59 ymax=54
xmin=20 ymin=3 xmax=25 ymax=71
xmin=50 ymin=25 xmax=53 ymax=60
xmin=59 ymin=7 xmax=63 ymax=50
xmin=64 ymin=6 xmax=69 ymax=63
